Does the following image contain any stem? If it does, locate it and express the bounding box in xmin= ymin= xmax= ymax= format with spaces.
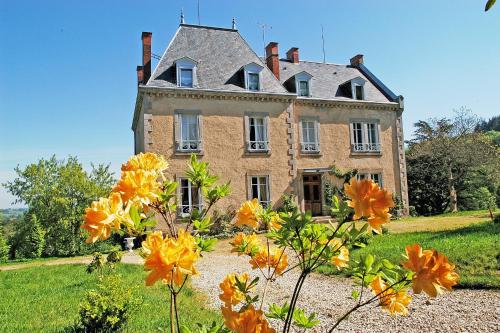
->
xmin=173 ymin=292 xmax=181 ymax=333
xmin=283 ymin=271 xmax=309 ymax=333
xmin=260 ymin=278 xmax=270 ymax=310
xmin=169 ymin=291 xmax=175 ymax=333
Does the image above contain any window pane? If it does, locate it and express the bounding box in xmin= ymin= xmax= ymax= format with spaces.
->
xmin=181 ymin=114 xmax=199 ymax=141
xmin=181 ymin=179 xmax=190 ymax=206
xmin=259 ymin=177 xmax=268 ymax=204
xmin=313 ymin=184 xmax=320 ymax=201
xmin=353 ymin=123 xmax=363 ymax=144
xmin=250 ymin=118 xmax=265 ymax=141
xmin=299 ymin=81 xmax=309 ymax=96
xmin=367 ymin=123 xmax=378 ymax=144
xmin=355 ymin=85 xmax=363 ymax=100
xmin=304 ymin=185 xmax=311 ymax=200
xmin=248 ymin=73 xmax=259 ymax=90
xmin=180 ymin=68 xmax=193 ymax=87
xmin=191 ymin=185 xmax=200 ymax=209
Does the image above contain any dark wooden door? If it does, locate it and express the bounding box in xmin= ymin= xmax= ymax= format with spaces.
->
xmin=303 ymin=174 xmax=322 ymax=216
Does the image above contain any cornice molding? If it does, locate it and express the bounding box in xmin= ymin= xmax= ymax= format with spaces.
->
xmin=295 ymin=98 xmax=400 ymax=111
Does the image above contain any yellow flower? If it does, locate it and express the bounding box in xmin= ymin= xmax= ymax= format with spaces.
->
xmin=81 ymin=192 xmax=124 ymax=243
xmin=403 ymin=244 xmax=459 ymax=298
xmin=330 ymin=239 xmax=349 ymax=269
xmin=344 ymin=178 xmax=394 ymax=234
xmin=221 ymin=304 xmax=276 ymax=333
xmin=219 ymin=273 xmax=251 ymax=306
xmin=142 ymin=229 xmax=199 ymax=287
xmin=250 ymin=247 xmax=288 ymax=275
xmin=121 ymin=152 xmax=168 ymax=174
xmin=235 ymin=199 xmax=262 ymax=229
xmin=268 ymin=214 xmax=283 ymax=230
xmin=370 ymin=276 xmax=411 ymax=316
xmin=230 ymin=233 xmax=262 ymax=256
xmin=113 ymin=169 xmax=160 ymax=208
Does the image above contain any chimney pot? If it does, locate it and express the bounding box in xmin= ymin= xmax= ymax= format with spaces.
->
xmin=265 ymin=42 xmax=280 ymax=80
xmin=141 ymin=32 xmax=152 ymax=84
xmin=350 ymin=54 xmax=364 ymax=67
xmin=286 ymin=47 xmax=299 ymax=64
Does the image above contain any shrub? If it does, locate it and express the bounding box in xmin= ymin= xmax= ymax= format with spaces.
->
xmin=494 ymin=214 xmax=500 ymax=224
xmin=16 ymin=214 xmax=45 ymax=259
xmin=0 ymin=227 xmax=10 ymax=262
xmin=459 ymin=186 xmax=496 ymax=211
xmin=408 ymin=206 xmax=418 ymax=217
xmin=278 ymin=194 xmax=298 ymax=214
xmin=76 ymin=275 xmax=138 ymax=332
xmin=208 ymin=207 xmax=237 ymax=236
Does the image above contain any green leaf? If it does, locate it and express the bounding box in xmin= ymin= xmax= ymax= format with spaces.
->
xmin=363 ymin=254 xmax=374 ymax=272
xmin=129 ymin=205 xmax=141 ymax=224
xmin=351 ymin=289 xmax=360 ymax=300
xmin=485 ymin=0 xmax=496 ymax=11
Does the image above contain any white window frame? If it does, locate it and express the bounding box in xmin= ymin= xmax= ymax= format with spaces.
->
xmin=245 ymin=114 xmax=270 ymax=152
xmin=294 ymin=71 xmax=313 ymax=97
xmin=175 ymin=111 xmax=203 ymax=152
xmin=178 ymin=178 xmax=203 ymax=216
xmin=250 ymin=175 xmax=271 ymax=207
xmin=175 ymin=57 xmax=197 ymax=88
xmin=349 ymin=77 xmax=366 ymax=100
xmin=243 ymin=63 xmax=264 ymax=91
xmin=299 ymin=117 xmax=320 ymax=153
xmin=356 ymin=173 xmax=383 ymax=187
xmin=350 ymin=120 xmax=381 ymax=153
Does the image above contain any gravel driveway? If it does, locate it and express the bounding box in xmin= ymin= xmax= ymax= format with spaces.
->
xmin=192 ymin=240 xmax=500 ymax=333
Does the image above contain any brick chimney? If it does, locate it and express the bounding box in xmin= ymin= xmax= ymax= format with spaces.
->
xmin=265 ymin=42 xmax=280 ymax=80
xmin=141 ymin=32 xmax=152 ymax=84
xmin=136 ymin=66 xmax=144 ymax=85
xmin=286 ymin=47 xmax=299 ymax=64
xmin=350 ymin=54 xmax=364 ymax=67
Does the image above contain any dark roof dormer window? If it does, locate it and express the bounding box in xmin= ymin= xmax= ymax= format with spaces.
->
xmin=243 ymin=63 xmax=264 ymax=91
xmin=339 ymin=76 xmax=366 ymax=100
xmin=294 ymin=71 xmax=313 ymax=97
xmin=175 ymin=57 xmax=198 ymax=88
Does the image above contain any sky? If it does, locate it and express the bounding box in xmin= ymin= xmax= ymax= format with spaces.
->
xmin=0 ymin=0 xmax=499 ymax=208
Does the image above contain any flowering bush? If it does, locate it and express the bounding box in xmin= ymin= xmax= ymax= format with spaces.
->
xmin=81 ymin=153 xmax=459 ymax=332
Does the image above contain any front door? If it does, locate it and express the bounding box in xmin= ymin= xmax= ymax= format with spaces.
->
xmin=303 ymin=174 xmax=322 ymax=216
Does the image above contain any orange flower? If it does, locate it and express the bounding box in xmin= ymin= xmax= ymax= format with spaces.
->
xmin=370 ymin=276 xmax=412 ymax=316
xmin=403 ymin=244 xmax=459 ymax=298
xmin=230 ymin=233 xmax=262 ymax=256
xmin=113 ymin=169 xmax=160 ymax=208
xmin=344 ymin=178 xmax=394 ymax=234
xmin=330 ymin=239 xmax=349 ymax=269
xmin=81 ymin=192 xmax=124 ymax=243
xmin=121 ymin=152 xmax=168 ymax=174
xmin=235 ymin=199 xmax=262 ymax=229
xmin=268 ymin=214 xmax=283 ymax=230
xmin=219 ymin=273 xmax=251 ymax=306
xmin=250 ymin=247 xmax=288 ymax=275
xmin=221 ymin=304 xmax=276 ymax=333
xmin=142 ymin=229 xmax=199 ymax=287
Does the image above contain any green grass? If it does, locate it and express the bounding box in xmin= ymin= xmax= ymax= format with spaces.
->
xmin=0 ymin=264 xmax=220 ymax=332
xmin=319 ymin=221 xmax=500 ymax=289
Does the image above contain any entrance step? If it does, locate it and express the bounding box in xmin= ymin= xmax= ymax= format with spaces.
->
xmin=311 ymin=215 xmax=333 ymax=223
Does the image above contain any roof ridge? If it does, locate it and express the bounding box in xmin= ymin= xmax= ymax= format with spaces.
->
xmin=180 ymin=23 xmax=237 ymax=32
xmin=280 ymin=59 xmax=347 ymax=66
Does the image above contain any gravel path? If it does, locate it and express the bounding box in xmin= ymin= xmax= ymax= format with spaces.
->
xmin=192 ymin=240 xmax=500 ymax=333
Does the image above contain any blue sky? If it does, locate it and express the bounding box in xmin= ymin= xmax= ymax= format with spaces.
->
xmin=0 ymin=0 xmax=499 ymax=208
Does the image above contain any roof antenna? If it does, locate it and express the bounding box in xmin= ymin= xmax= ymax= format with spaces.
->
xmin=180 ymin=8 xmax=185 ymax=24
xmin=321 ymin=24 xmax=326 ymax=63
xmin=197 ymin=0 xmax=201 ymax=25
xmin=232 ymin=17 xmax=237 ymax=30
xmin=258 ymin=23 xmax=272 ymax=57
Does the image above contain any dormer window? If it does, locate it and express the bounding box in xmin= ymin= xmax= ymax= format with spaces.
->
xmin=350 ymin=77 xmax=366 ymax=100
xmin=294 ymin=71 xmax=312 ymax=97
xmin=175 ymin=57 xmax=197 ymax=88
xmin=243 ymin=63 xmax=263 ymax=91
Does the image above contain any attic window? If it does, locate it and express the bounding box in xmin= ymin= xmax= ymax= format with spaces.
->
xmin=243 ymin=63 xmax=264 ymax=91
xmin=350 ymin=77 xmax=366 ymax=100
xmin=175 ymin=57 xmax=197 ymax=88
xmin=354 ymin=84 xmax=364 ymax=100
xmin=294 ymin=71 xmax=312 ymax=97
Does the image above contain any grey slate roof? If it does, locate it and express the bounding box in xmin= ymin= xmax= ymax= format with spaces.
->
xmin=147 ymin=24 xmax=396 ymax=103
xmin=278 ymin=60 xmax=392 ymax=102
xmin=147 ymin=24 xmax=288 ymax=94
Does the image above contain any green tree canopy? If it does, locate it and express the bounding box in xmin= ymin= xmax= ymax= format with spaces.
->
xmin=3 ymin=156 xmax=115 ymax=256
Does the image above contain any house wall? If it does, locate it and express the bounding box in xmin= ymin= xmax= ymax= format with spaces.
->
xmin=142 ymin=94 xmax=295 ymax=220
xmin=293 ymin=104 xmax=401 ymax=193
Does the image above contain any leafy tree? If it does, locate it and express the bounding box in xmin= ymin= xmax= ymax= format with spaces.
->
xmin=3 ymin=156 xmax=114 ymax=256
xmin=15 ymin=214 xmax=45 ymax=259
xmin=407 ymin=108 xmax=499 ymax=213
xmin=0 ymin=226 xmax=10 ymax=262
xmin=476 ymin=115 xmax=500 ymax=132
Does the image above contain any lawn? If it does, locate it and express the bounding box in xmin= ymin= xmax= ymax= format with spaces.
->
xmin=0 ymin=264 xmax=220 ymax=332
xmin=319 ymin=221 xmax=499 ymax=289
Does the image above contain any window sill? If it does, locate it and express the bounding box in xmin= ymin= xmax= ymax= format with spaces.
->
xmin=175 ymin=150 xmax=204 ymax=156
xmin=245 ymin=150 xmax=271 ymax=156
xmin=350 ymin=151 xmax=382 ymax=157
xmin=300 ymin=150 xmax=322 ymax=157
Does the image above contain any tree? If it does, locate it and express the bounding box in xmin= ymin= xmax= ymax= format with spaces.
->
xmin=15 ymin=214 xmax=45 ymax=259
xmin=3 ymin=156 xmax=115 ymax=256
xmin=407 ymin=108 xmax=499 ymax=213
xmin=0 ymin=224 xmax=10 ymax=262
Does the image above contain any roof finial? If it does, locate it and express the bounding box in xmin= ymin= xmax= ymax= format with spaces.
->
xmin=180 ymin=9 xmax=185 ymax=24
xmin=232 ymin=17 xmax=237 ymax=30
